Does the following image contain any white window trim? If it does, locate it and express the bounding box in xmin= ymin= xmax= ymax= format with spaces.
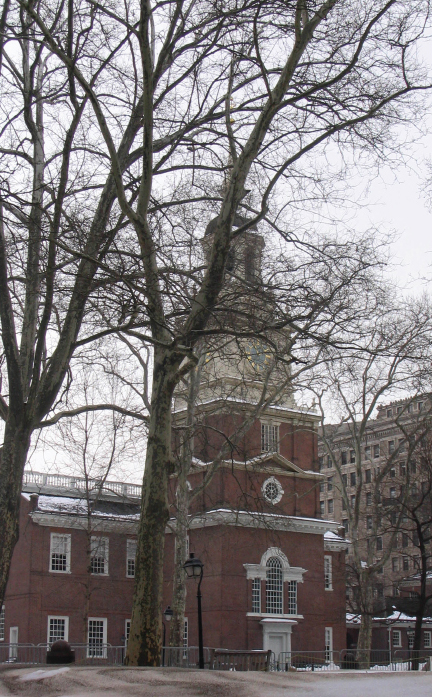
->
xmin=262 ymin=476 xmax=284 ymax=505
xmin=125 ymin=619 xmax=131 ymax=646
xmin=392 ymin=629 xmax=402 ymax=648
xmin=324 ymin=555 xmax=333 ymax=591
xmin=424 ymin=630 xmax=431 ymax=648
xmin=126 ymin=539 xmax=137 ymax=578
xmin=0 ymin=605 xmax=4 ymax=641
xmin=325 ymin=627 xmax=333 ymax=662
xmin=47 ymin=616 xmax=69 ymax=644
xmin=49 ymin=533 xmax=71 ymax=574
xmin=260 ymin=421 xmax=280 ymax=454
xmin=90 ymin=536 xmax=109 ymax=576
xmin=87 ymin=617 xmax=107 ymax=658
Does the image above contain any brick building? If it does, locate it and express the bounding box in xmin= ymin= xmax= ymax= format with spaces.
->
xmin=1 ymin=219 xmax=349 ymax=660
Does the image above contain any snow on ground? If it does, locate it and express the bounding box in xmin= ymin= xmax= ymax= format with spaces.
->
xmin=1 ymin=667 xmax=432 ymax=697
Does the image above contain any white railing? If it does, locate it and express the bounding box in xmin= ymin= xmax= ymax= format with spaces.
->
xmin=23 ymin=471 xmax=142 ymax=500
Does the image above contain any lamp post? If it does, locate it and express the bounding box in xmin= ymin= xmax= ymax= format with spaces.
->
xmin=183 ymin=552 xmax=204 ymax=669
xmin=407 ymin=628 xmax=415 ymax=671
xmin=162 ymin=605 xmax=173 ymax=666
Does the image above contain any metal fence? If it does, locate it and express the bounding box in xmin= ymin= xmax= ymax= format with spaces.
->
xmin=2 ymin=643 xmax=432 ymax=671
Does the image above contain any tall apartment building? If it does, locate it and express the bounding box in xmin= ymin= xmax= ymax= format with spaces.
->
xmin=318 ymin=396 xmax=431 ymax=608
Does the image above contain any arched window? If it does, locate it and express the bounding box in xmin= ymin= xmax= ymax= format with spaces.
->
xmin=266 ymin=557 xmax=283 ymax=614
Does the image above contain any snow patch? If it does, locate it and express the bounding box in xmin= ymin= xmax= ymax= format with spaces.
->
xmin=19 ymin=667 xmax=70 ymax=682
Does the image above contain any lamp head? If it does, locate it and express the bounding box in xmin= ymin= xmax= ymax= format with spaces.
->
xmin=183 ymin=552 xmax=204 ymax=578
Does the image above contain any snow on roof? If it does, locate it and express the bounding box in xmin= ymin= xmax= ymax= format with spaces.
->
xmin=324 ymin=531 xmax=344 ymax=541
xmin=35 ymin=495 xmax=140 ymax=520
xmin=347 ymin=611 xmax=432 ymax=625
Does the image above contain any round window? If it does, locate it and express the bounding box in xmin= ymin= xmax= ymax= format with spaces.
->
xmin=262 ymin=477 xmax=283 ymax=505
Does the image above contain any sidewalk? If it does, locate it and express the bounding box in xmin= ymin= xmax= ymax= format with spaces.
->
xmin=1 ymin=666 xmax=432 ymax=697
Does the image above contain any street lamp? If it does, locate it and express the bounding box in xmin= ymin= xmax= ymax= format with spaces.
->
xmin=407 ymin=628 xmax=415 ymax=671
xmin=162 ymin=605 xmax=173 ymax=667
xmin=183 ymin=552 xmax=204 ymax=669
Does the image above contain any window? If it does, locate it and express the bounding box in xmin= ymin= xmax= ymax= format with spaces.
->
xmin=391 ymin=510 xmax=398 ymax=525
xmin=252 ymin=578 xmax=261 ymax=613
xmin=90 ymin=537 xmax=109 ymax=575
xmin=350 ymin=472 xmax=356 ymax=487
xmin=342 ymin=519 xmax=349 ymax=533
xmin=392 ymin=630 xmax=402 ymax=648
xmin=266 ymin=557 xmax=283 ymax=614
xmin=262 ymin=477 xmax=283 ymax=504
xmin=390 ymin=487 xmax=396 ymax=498
xmin=398 ymin=437 xmax=405 ymax=450
xmin=376 ymin=537 xmax=383 ymax=551
xmin=365 ymin=447 xmax=371 ymax=460
xmin=342 ymin=498 xmax=347 ymax=511
xmin=366 ymin=492 xmax=372 ymax=507
xmin=403 ymin=557 xmax=409 ymax=571
xmin=392 ymin=558 xmax=399 ymax=572
xmin=342 ymin=474 xmax=347 ymax=487
xmin=126 ymin=539 xmax=137 ymax=578
xmin=327 ymin=456 xmax=332 ymax=469
xmin=325 ymin=627 xmax=333 ymax=662
xmin=387 ymin=409 xmax=392 ymax=418
xmin=424 ymin=631 xmax=431 ymax=648
xmin=47 ymin=616 xmax=69 ymax=645
xmin=376 ymin=584 xmax=384 ymax=598
xmin=88 ymin=618 xmax=107 ymax=658
xmin=390 ymin=468 xmax=396 ymax=478
xmin=414 ymin=555 xmax=420 ymax=569
xmin=288 ymin=581 xmax=297 ymax=615
xmin=400 ymin=463 xmax=406 ymax=477
xmin=327 ymin=477 xmax=333 ymax=492
xmin=320 ymin=501 xmax=325 ymax=515
xmin=418 ymin=401 xmax=423 ymax=411
xmin=402 ymin=533 xmax=409 ymax=548
xmin=318 ymin=456 xmax=324 ymax=470
xmin=388 ymin=440 xmax=395 ymax=454
xmin=0 ymin=606 xmax=4 ymax=641
xmin=261 ymin=423 xmax=278 ymax=453
xmin=328 ymin=499 xmax=334 ymax=514
xmin=50 ymin=534 xmax=71 ymax=573
xmin=366 ymin=516 xmax=372 ymax=530
xmin=125 ymin=619 xmax=131 ymax=645
xmin=341 ymin=451 xmax=348 ymax=465
xmin=183 ymin=618 xmax=188 ymax=653
xmin=413 ymin=531 xmax=419 ymax=547
xmin=320 ymin=482 xmax=325 ymax=493
xmin=365 ymin=469 xmax=371 ymax=484
xmin=397 ymin=407 xmax=403 ymax=416
xmin=410 ymin=460 xmax=417 ymax=474
xmin=374 ymin=444 xmax=380 ymax=459
xmin=350 ymin=494 xmax=355 ymax=508
xmin=350 ymin=450 xmax=355 ymax=464
xmin=324 ymin=555 xmax=333 ymax=590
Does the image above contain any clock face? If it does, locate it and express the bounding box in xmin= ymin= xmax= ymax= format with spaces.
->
xmin=246 ymin=340 xmax=271 ymax=372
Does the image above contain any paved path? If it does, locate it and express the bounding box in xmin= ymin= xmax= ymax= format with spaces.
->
xmin=0 ymin=666 xmax=431 ymax=696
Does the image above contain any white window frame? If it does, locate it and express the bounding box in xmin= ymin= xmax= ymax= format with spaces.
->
xmin=183 ymin=618 xmax=188 ymax=658
xmin=261 ymin=422 xmax=279 ymax=453
xmin=90 ymin=536 xmax=109 ymax=575
xmin=262 ymin=476 xmax=284 ymax=505
xmin=266 ymin=557 xmax=283 ymax=614
xmin=392 ymin=629 xmax=402 ymax=648
xmin=324 ymin=555 xmax=333 ymax=591
xmin=424 ymin=631 xmax=431 ymax=648
xmin=87 ymin=617 xmax=107 ymax=658
xmin=0 ymin=606 xmax=4 ymax=641
xmin=126 ymin=539 xmax=137 ymax=578
xmin=252 ymin=578 xmax=261 ymax=613
xmin=125 ymin=619 xmax=131 ymax=646
xmin=50 ymin=533 xmax=71 ymax=574
xmin=288 ymin=580 xmax=297 ymax=615
xmin=47 ymin=616 xmax=69 ymax=645
xmin=325 ymin=627 xmax=333 ymax=662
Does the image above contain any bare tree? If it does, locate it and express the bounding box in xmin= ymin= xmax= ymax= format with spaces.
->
xmin=3 ymin=0 xmax=432 ymax=667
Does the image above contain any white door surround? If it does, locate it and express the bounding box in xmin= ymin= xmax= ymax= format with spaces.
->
xmin=260 ymin=618 xmax=297 ymax=657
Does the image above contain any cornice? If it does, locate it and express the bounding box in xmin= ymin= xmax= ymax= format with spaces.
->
xmin=30 ymin=511 xmax=138 ymax=534
xmin=177 ymin=509 xmax=341 ymax=536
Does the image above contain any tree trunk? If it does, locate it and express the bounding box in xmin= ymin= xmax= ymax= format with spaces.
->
xmin=0 ymin=417 xmax=32 ymax=607
xmin=356 ymin=574 xmax=373 ymax=668
xmin=125 ymin=351 xmax=177 ymax=666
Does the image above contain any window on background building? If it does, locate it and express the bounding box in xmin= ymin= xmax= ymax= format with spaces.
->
xmin=350 ymin=495 xmax=356 ymax=508
xmin=398 ymin=437 xmax=405 ymax=450
xmin=390 ymin=487 xmax=396 ymax=498
xmin=183 ymin=619 xmax=188 ymax=657
xmin=407 ymin=403 xmax=414 ymax=413
xmin=325 ymin=627 xmax=333 ymax=662
xmin=320 ymin=482 xmax=325 ymax=493
xmin=288 ymin=581 xmax=297 ymax=614
xmin=342 ymin=498 xmax=347 ymax=511
xmin=252 ymin=578 xmax=261 ymax=613
xmin=400 ymin=463 xmax=406 ymax=477
xmin=365 ymin=447 xmax=371 ymax=460
xmin=387 ymin=409 xmax=392 ymax=418
xmin=50 ymin=533 xmax=71 ymax=573
xmin=350 ymin=450 xmax=355 ymax=464
xmin=327 ymin=456 xmax=332 ymax=469
xmin=410 ymin=460 xmax=417 ymax=474
xmin=319 ymin=456 xmax=324 ymax=470
xmin=365 ymin=469 xmax=371 ymax=483
xmin=261 ymin=423 xmax=279 ymax=453
xmin=413 ymin=531 xmax=419 ymax=547
xmin=324 ymin=555 xmax=333 ymax=590
xmin=341 ymin=451 xmax=348 ymax=465
xmin=393 ymin=584 xmax=400 ymax=597
xmin=424 ymin=631 xmax=431 ymax=648
xmin=0 ymin=606 xmax=4 ymax=641
xmin=88 ymin=618 xmax=107 ymax=658
xmin=389 ymin=440 xmax=395 ymax=454
xmin=125 ymin=619 xmax=131 ymax=645
xmin=328 ymin=499 xmax=334 ymax=514
xmin=397 ymin=407 xmax=403 ymax=416
xmin=403 ymin=557 xmax=409 ymax=571
xmin=126 ymin=539 xmax=137 ymax=578
xmin=376 ymin=584 xmax=384 ymax=598
xmin=320 ymin=501 xmax=325 ymax=515
xmin=414 ymin=555 xmax=420 ymax=569
xmin=367 ymin=516 xmax=372 ymax=530
xmin=418 ymin=401 xmax=424 ymax=411
xmin=402 ymin=533 xmax=409 ymax=548
xmin=90 ymin=537 xmax=109 ymax=575
xmin=342 ymin=474 xmax=347 ymax=487
xmin=342 ymin=519 xmax=349 ymax=533
xmin=390 ymin=468 xmax=396 ymax=478
xmin=408 ymin=633 xmax=415 ymax=649
xmin=327 ymin=477 xmax=333 ymax=492
xmin=266 ymin=558 xmax=283 ymax=614
xmin=366 ymin=492 xmax=372 ymax=507
xmin=374 ymin=444 xmax=380 ymax=458
xmin=48 ymin=617 xmax=68 ymax=645
xmin=377 ymin=537 xmax=383 ymax=551
xmin=393 ymin=630 xmax=402 ymax=647
xmin=392 ymin=558 xmax=399 ymax=572
xmin=350 ymin=472 xmax=356 ymax=487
